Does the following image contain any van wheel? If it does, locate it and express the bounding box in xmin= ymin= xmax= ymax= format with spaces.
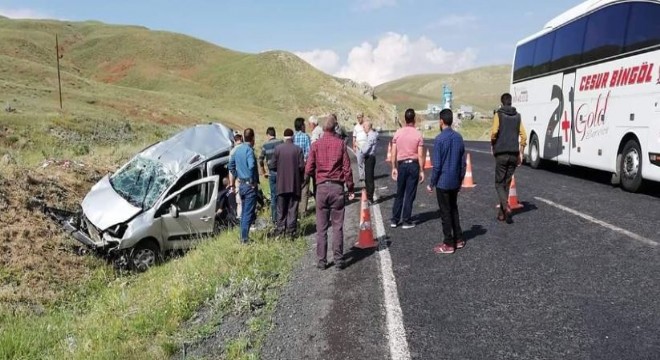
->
xmin=130 ymin=240 xmax=161 ymax=272
xmin=620 ymin=139 xmax=643 ymax=192
xmin=528 ymin=134 xmax=541 ymax=169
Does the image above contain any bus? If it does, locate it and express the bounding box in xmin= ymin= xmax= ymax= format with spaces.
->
xmin=511 ymin=0 xmax=660 ymax=192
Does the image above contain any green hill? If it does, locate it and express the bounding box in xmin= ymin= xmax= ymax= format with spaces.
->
xmin=375 ymin=65 xmax=512 ymax=115
xmin=0 ymin=17 xmax=395 ymax=311
xmin=0 ymin=17 xmax=394 ymax=152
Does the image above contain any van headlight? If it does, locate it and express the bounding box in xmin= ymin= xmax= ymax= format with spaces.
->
xmin=105 ymin=224 xmax=127 ymax=239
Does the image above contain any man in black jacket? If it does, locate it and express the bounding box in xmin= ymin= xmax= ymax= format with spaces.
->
xmin=491 ymin=93 xmax=527 ymax=224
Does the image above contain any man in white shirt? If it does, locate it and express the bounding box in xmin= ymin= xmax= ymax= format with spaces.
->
xmin=309 ymin=116 xmax=323 ymax=144
xmin=353 ymin=112 xmax=367 ymax=181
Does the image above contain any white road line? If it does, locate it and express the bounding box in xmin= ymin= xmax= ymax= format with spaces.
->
xmin=372 ymin=194 xmax=412 ymax=360
xmin=466 ymin=148 xmax=491 ymax=155
xmin=534 ymin=197 xmax=658 ymax=247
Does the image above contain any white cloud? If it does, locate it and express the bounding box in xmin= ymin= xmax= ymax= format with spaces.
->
xmin=354 ymin=0 xmax=397 ymax=11
xmin=294 ymin=49 xmax=341 ymax=74
xmin=0 ymin=7 xmax=55 ymax=19
xmin=314 ymin=32 xmax=477 ymax=86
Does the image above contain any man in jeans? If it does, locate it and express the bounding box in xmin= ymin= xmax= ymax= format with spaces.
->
xmin=294 ymin=117 xmax=312 ymax=215
xmin=259 ymin=127 xmax=283 ymax=224
xmin=305 ymin=115 xmax=355 ymax=270
xmin=228 ymin=128 xmax=259 ymax=243
xmin=491 ymin=93 xmax=527 ymax=224
xmin=359 ymin=120 xmax=378 ymax=204
xmin=390 ymin=108 xmax=425 ymax=229
xmin=426 ymin=109 xmax=466 ymax=254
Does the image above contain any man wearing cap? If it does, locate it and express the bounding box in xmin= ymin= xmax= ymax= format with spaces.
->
xmin=305 ymin=115 xmax=355 ymax=270
xmin=390 ymin=108 xmax=425 ymax=229
xmin=269 ymin=129 xmax=304 ymax=237
xmin=259 ymin=127 xmax=283 ymax=224
xmin=353 ymin=112 xmax=367 ymax=181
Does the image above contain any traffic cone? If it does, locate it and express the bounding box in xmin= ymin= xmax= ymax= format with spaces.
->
xmin=424 ymin=148 xmax=432 ymax=170
xmin=385 ymin=142 xmax=392 ymax=162
xmin=461 ymin=153 xmax=476 ymax=188
xmin=355 ymin=189 xmax=377 ymax=249
xmin=496 ymin=175 xmax=524 ymax=210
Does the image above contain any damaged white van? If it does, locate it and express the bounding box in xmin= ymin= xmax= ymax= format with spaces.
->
xmin=47 ymin=123 xmax=235 ymax=271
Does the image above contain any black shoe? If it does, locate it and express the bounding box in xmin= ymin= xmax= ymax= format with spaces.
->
xmin=335 ymin=260 xmax=346 ymax=270
xmin=317 ymin=261 xmax=327 ymax=270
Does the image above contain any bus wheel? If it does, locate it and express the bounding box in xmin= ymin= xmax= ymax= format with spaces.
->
xmin=528 ymin=134 xmax=541 ymax=169
xmin=620 ymin=139 xmax=643 ymax=192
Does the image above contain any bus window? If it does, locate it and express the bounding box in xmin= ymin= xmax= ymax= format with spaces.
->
xmin=582 ymin=3 xmax=631 ymax=63
xmin=624 ymin=2 xmax=660 ymax=52
xmin=513 ymin=40 xmax=536 ymax=82
xmin=550 ymin=17 xmax=587 ymax=71
xmin=532 ymin=32 xmax=555 ymax=76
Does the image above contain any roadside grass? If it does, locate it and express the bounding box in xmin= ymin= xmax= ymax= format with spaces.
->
xmin=0 ymin=222 xmax=308 ymax=359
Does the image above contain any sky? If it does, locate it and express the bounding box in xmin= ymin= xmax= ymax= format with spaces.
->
xmin=0 ymin=0 xmax=585 ymax=86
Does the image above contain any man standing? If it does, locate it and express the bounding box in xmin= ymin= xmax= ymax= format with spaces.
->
xmin=309 ymin=116 xmax=323 ymax=143
xmin=353 ymin=112 xmax=367 ymax=181
xmin=294 ymin=117 xmax=312 ymax=215
xmin=309 ymin=116 xmax=323 ymax=199
xmin=390 ymin=108 xmax=425 ymax=229
xmin=228 ymin=128 xmax=259 ymax=244
xmin=230 ymin=133 xmax=243 ymax=218
xmin=491 ymin=93 xmax=527 ymax=224
xmin=305 ymin=115 xmax=355 ymax=270
xmin=259 ymin=127 xmax=283 ymax=224
xmin=426 ymin=109 xmax=466 ymax=254
xmin=269 ymin=129 xmax=304 ymax=237
xmin=360 ymin=121 xmax=378 ymax=204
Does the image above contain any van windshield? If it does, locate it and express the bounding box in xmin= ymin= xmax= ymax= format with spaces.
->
xmin=109 ymin=156 xmax=176 ymax=210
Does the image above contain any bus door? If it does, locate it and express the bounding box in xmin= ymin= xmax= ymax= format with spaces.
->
xmin=557 ymin=72 xmax=576 ymax=165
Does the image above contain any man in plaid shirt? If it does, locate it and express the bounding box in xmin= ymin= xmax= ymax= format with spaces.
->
xmin=426 ymin=109 xmax=466 ymax=254
xmin=294 ymin=117 xmax=312 ymax=214
xmin=305 ymin=114 xmax=355 ymax=270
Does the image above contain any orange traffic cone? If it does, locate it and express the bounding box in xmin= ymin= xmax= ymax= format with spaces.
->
xmin=424 ymin=148 xmax=432 ymax=170
xmin=385 ymin=142 xmax=392 ymax=162
xmin=461 ymin=153 xmax=476 ymax=188
xmin=496 ymin=175 xmax=524 ymax=210
xmin=355 ymin=189 xmax=377 ymax=249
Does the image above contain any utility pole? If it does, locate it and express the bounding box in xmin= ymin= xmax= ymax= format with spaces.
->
xmin=55 ymin=34 xmax=63 ymax=110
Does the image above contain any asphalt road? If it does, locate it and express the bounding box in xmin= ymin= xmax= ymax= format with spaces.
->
xmin=262 ymin=137 xmax=660 ymax=359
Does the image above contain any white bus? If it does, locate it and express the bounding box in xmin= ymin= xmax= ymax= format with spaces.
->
xmin=511 ymin=0 xmax=660 ymax=192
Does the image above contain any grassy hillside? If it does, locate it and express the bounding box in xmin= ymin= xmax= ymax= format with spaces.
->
xmin=375 ymin=65 xmax=511 ymax=115
xmin=0 ymin=16 xmax=394 ymax=358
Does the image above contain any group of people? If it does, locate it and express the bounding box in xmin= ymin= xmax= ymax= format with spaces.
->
xmin=227 ymin=91 xmax=526 ymax=267
xmin=389 ymin=92 xmax=526 ymax=254
xmin=228 ymin=113 xmax=380 ymax=270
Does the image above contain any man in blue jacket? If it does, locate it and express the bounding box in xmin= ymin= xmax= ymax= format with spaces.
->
xmin=426 ymin=109 xmax=466 ymax=254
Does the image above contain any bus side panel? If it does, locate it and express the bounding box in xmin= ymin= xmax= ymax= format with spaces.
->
xmin=571 ymin=51 xmax=660 ymax=178
xmin=511 ymin=73 xmax=564 ymax=161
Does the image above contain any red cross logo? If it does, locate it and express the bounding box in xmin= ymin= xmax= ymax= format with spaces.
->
xmin=561 ymin=110 xmax=570 ymax=143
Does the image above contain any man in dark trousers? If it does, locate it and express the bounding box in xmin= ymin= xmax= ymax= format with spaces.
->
xmin=305 ymin=115 xmax=355 ymax=270
xmin=359 ymin=120 xmax=379 ymax=204
xmin=390 ymin=108 xmax=425 ymax=229
xmin=491 ymin=93 xmax=527 ymax=224
xmin=269 ymin=129 xmax=304 ymax=238
xmin=426 ymin=109 xmax=466 ymax=254
xmin=259 ymin=127 xmax=283 ymax=224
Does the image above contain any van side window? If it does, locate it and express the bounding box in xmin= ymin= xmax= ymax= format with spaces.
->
xmin=212 ymin=164 xmax=229 ymax=190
